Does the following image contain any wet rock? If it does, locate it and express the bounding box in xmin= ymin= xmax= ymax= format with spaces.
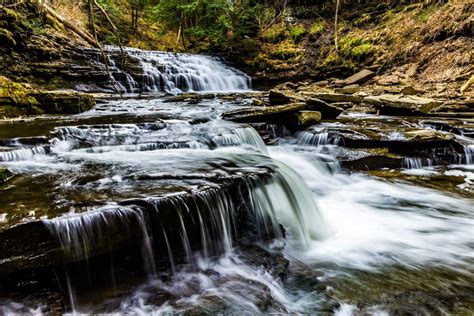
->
xmin=0 ymin=167 xmax=13 ymax=183
xmin=364 ymin=94 xmax=442 ymax=115
xmin=344 ymin=69 xmax=375 ymax=85
xmin=306 ymin=98 xmax=343 ymax=119
xmin=163 ymin=92 xmax=217 ymax=103
xmin=222 ymin=103 xmax=307 ymax=123
xmin=0 ymin=168 xmax=282 ymax=275
xmin=30 ymin=91 xmax=95 ymax=114
xmin=341 ymin=154 xmax=404 ymax=171
xmin=240 ymin=244 xmax=289 ymax=281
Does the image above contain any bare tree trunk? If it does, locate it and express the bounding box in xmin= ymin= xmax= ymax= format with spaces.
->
xmin=334 ymin=0 xmax=340 ymax=53
xmin=88 ymin=0 xmax=97 ymax=40
xmin=31 ymin=0 xmax=99 ymax=48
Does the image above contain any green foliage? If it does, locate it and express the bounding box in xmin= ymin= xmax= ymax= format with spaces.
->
xmin=261 ymin=23 xmax=287 ymax=43
xmin=153 ymin=0 xmax=261 ymax=50
xmin=24 ymin=17 xmax=47 ymax=35
xmin=416 ymin=5 xmax=436 ymax=22
xmin=289 ymin=24 xmax=306 ymax=42
xmin=309 ymin=19 xmax=325 ymax=36
xmin=339 ymin=35 xmax=375 ymax=60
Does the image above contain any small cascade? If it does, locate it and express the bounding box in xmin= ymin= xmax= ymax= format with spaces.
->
xmin=0 ymin=146 xmax=49 ymax=162
xmin=403 ymin=157 xmax=433 ymax=169
xmin=102 ymin=47 xmax=251 ymax=94
xmin=212 ymin=126 xmax=269 ymax=154
xmin=43 ymin=206 xmax=156 ymax=276
xmin=297 ymin=128 xmax=339 ymax=146
xmin=462 ymin=144 xmax=473 ymax=164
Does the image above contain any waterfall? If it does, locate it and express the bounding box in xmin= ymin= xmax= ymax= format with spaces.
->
xmin=43 ymin=206 xmax=156 ymax=276
xmin=0 ymin=146 xmax=49 ymax=162
xmin=403 ymin=157 xmax=433 ymax=169
xmin=463 ymin=144 xmax=473 ymax=164
xmin=104 ymin=47 xmax=251 ymax=94
xmin=297 ymin=127 xmax=340 ymax=146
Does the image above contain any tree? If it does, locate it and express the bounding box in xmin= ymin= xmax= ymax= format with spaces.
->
xmin=129 ymin=0 xmax=149 ymax=33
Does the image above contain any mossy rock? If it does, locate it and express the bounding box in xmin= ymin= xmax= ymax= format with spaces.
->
xmin=31 ymin=91 xmax=95 ymax=114
xmin=0 ymin=104 xmax=31 ymax=118
xmin=0 ymin=168 xmax=13 ymax=183
xmin=0 ymin=75 xmax=37 ymax=107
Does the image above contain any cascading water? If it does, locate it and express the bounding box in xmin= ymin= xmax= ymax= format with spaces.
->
xmin=1 ymin=57 xmax=474 ymax=314
xmin=97 ymin=47 xmax=251 ymax=94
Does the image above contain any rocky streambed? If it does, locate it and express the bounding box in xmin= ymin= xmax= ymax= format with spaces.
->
xmin=0 ymin=55 xmax=473 ymax=314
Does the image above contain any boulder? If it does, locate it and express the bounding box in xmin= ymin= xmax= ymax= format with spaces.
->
xmin=344 ymin=69 xmax=375 ymax=85
xmin=364 ymin=94 xmax=442 ymax=115
xmin=30 ymin=91 xmax=96 ymax=115
xmin=306 ymin=98 xmax=343 ymax=119
xmin=269 ymin=90 xmax=304 ymax=105
xmin=222 ymin=103 xmax=307 ymax=123
xmin=295 ymin=111 xmax=321 ymax=127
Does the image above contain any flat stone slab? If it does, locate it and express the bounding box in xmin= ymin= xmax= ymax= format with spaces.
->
xmin=222 ymin=103 xmax=307 ymax=123
xmin=364 ymin=94 xmax=442 ymax=115
xmin=344 ymin=69 xmax=375 ymax=85
xmin=306 ymin=98 xmax=344 ymax=119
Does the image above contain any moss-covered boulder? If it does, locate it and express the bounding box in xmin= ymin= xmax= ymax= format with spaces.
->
xmin=31 ymin=91 xmax=95 ymax=114
xmin=0 ymin=76 xmax=38 ymax=107
xmin=0 ymin=76 xmax=95 ymax=117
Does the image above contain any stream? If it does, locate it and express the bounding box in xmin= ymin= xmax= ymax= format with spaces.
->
xmin=0 ymin=51 xmax=473 ymax=315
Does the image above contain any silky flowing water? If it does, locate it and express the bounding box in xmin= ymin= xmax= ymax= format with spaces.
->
xmin=0 ymin=55 xmax=473 ymax=315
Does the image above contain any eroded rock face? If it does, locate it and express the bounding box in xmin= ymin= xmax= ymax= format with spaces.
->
xmin=0 ymin=170 xmax=280 ymax=275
